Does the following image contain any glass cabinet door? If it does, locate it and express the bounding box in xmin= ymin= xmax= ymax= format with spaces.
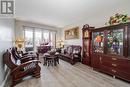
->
xmin=83 ymin=39 xmax=89 ymax=56
xmin=92 ymin=31 xmax=104 ymax=53
xmin=84 ymin=30 xmax=89 ymax=38
xmin=128 ymin=26 xmax=130 ymax=57
xmin=106 ymin=29 xmax=123 ymax=56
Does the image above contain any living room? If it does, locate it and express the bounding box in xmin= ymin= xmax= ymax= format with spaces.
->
xmin=0 ymin=0 xmax=130 ymax=87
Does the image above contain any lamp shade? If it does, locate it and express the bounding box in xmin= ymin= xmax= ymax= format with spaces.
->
xmin=15 ymin=37 xmax=24 ymax=44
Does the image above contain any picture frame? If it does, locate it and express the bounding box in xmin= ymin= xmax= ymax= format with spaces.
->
xmin=65 ymin=27 xmax=79 ymax=40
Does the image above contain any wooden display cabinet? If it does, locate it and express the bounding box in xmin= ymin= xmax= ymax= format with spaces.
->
xmin=82 ymin=24 xmax=94 ymax=66
xmin=91 ymin=22 xmax=130 ymax=82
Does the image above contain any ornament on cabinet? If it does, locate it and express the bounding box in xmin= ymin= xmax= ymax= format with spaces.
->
xmin=106 ymin=13 xmax=130 ymax=25
xmin=95 ymin=35 xmax=102 ymax=42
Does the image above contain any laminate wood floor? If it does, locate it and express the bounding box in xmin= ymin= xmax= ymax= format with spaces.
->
xmin=5 ymin=59 xmax=130 ymax=87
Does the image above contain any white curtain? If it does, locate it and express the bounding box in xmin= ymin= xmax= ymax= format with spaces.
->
xmin=24 ymin=26 xmax=56 ymax=52
xmin=50 ymin=31 xmax=56 ymax=48
xmin=24 ymin=27 xmax=34 ymax=51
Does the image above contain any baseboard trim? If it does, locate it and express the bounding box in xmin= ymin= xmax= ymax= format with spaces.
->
xmin=0 ymin=71 xmax=10 ymax=87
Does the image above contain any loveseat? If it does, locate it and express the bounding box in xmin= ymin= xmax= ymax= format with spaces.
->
xmin=59 ymin=45 xmax=81 ymax=65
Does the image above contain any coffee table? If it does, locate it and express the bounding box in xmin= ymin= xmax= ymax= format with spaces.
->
xmin=43 ymin=53 xmax=59 ymax=66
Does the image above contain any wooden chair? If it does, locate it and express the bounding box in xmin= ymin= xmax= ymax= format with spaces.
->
xmin=3 ymin=50 xmax=41 ymax=87
xmin=11 ymin=47 xmax=39 ymax=63
xmin=15 ymin=47 xmax=39 ymax=60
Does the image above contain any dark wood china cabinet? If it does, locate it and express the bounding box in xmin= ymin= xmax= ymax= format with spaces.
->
xmin=91 ymin=22 xmax=130 ymax=82
xmin=82 ymin=24 xmax=94 ymax=66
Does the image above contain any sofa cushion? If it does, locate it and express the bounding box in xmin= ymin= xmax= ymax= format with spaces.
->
xmin=73 ymin=46 xmax=81 ymax=54
xmin=73 ymin=49 xmax=79 ymax=54
xmin=67 ymin=46 xmax=73 ymax=54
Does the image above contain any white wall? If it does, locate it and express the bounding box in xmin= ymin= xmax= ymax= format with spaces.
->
xmin=61 ymin=3 xmax=130 ymax=46
xmin=0 ymin=18 xmax=14 ymax=86
xmin=15 ymin=20 xmax=62 ymax=48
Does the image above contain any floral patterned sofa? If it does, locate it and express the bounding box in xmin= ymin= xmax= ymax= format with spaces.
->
xmin=59 ymin=45 xmax=82 ymax=65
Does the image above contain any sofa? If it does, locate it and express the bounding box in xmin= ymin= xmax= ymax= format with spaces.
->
xmin=59 ymin=45 xmax=81 ymax=65
xmin=37 ymin=45 xmax=51 ymax=54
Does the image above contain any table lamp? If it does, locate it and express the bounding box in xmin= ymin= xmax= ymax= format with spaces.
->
xmin=15 ymin=37 xmax=24 ymax=50
xmin=57 ymin=40 xmax=63 ymax=48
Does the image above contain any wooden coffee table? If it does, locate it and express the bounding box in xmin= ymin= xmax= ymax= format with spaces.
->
xmin=43 ymin=54 xmax=59 ymax=66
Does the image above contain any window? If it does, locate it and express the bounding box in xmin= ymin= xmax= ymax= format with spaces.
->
xmin=50 ymin=31 xmax=56 ymax=47
xmin=35 ymin=29 xmax=42 ymax=46
xmin=24 ymin=28 xmax=34 ymax=52
xmin=24 ymin=26 xmax=56 ymax=52
xmin=43 ymin=31 xmax=49 ymax=44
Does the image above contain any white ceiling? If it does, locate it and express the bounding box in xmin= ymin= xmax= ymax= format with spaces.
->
xmin=15 ymin=0 xmax=130 ymax=27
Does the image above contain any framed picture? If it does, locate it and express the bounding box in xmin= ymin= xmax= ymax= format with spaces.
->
xmin=65 ymin=27 xmax=79 ymax=40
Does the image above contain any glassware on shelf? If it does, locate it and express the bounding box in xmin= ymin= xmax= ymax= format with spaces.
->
xmin=92 ymin=32 xmax=104 ymax=53
xmin=107 ymin=29 xmax=123 ymax=55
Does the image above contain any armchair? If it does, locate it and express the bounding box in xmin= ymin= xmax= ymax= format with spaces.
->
xmin=3 ymin=50 xmax=41 ymax=87
xmin=11 ymin=47 xmax=39 ymax=63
